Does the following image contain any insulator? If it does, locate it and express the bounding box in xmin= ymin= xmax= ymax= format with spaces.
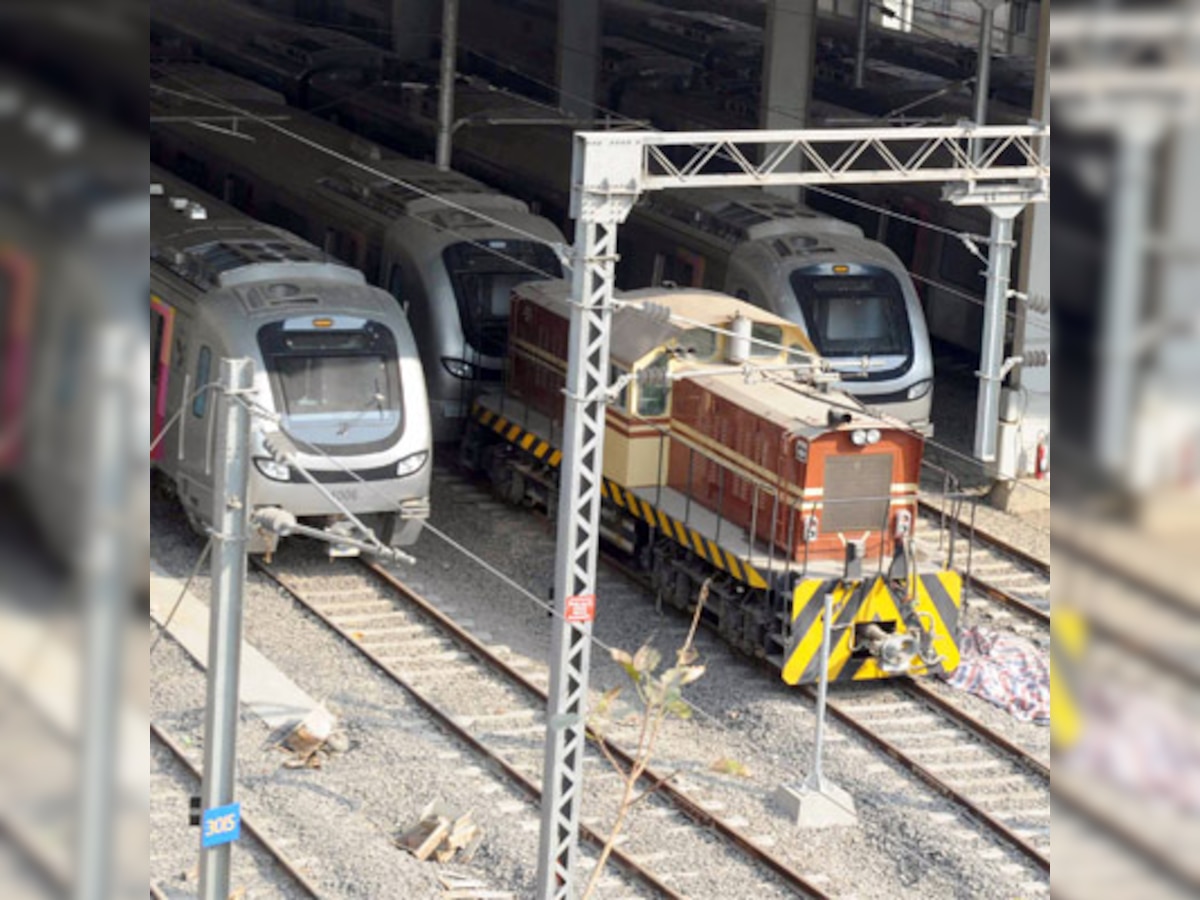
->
xmin=1023 ymin=293 xmax=1051 ymax=315
xmin=1022 ymin=349 xmax=1050 ymax=368
xmin=634 ymin=302 xmax=672 ymax=324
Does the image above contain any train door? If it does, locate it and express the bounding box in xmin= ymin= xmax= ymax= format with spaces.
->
xmin=150 ymin=294 xmax=176 ymax=462
xmin=0 ymin=250 xmax=35 ymax=470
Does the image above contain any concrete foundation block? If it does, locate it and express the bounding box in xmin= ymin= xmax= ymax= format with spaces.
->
xmin=772 ymin=779 xmax=858 ymax=828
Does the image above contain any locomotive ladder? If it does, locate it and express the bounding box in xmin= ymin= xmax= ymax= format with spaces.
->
xmin=537 ymin=122 xmax=1049 ymax=900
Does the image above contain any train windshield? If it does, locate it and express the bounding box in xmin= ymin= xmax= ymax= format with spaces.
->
xmin=788 ymin=269 xmax=912 ymax=360
xmin=443 ymin=242 xmax=562 ymax=358
xmin=260 ymin=321 xmax=402 ymax=451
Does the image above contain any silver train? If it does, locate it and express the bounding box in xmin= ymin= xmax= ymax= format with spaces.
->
xmin=151 ymin=166 xmax=432 ymax=555
xmin=150 ymin=64 xmax=566 ymax=442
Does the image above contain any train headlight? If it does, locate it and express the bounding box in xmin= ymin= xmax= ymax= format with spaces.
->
xmin=851 ymin=428 xmax=882 ymax=447
xmin=907 ymin=379 xmax=933 ymax=401
xmin=441 ymin=357 xmax=477 ymax=380
xmin=396 ymin=451 xmax=428 ymax=477
xmin=254 ymin=457 xmax=292 ymax=481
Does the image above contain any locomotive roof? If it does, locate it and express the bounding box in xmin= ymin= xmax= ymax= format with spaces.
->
xmin=514 ymin=280 xmax=817 ymax=368
xmin=689 ymin=371 xmax=901 ymax=439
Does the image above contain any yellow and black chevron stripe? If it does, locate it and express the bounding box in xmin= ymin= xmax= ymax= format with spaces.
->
xmin=471 ymin=402 xmax=769 ymax=591
xmin=781 ymin=572 xmax=963 ymax=685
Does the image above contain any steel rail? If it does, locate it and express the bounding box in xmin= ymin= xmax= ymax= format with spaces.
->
xmin=254 ymin=557 xmax=834 ymax=900
xmin=964 ymin=572 xmax=1050 ymax=626
xmin=902 ymin=679 xmax=1049 ymax=780
xmin=252 ymin=560 xmax=690 ymax=900
xmin=808 ymin=688 xmax=1050 ymax=874
xmin=150 ymin=721 xmax=326 ymax=899
xmin=360 ymin=563 xmax=835 ymax=900
xmin=916 ymin=499 xmax=1050 ymax=627
xmin=917 ymin=498 xmax=1050 ymax=579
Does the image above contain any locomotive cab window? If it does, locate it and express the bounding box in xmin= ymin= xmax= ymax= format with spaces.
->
xmin=635 ymin=352 xmax=671 ymax=417
xmin=750 ymin=322 xmax=783 ymax=359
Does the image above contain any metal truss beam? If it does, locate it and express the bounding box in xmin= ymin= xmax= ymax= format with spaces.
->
xmin=566 ymin=123 xmax=1048 ymax=194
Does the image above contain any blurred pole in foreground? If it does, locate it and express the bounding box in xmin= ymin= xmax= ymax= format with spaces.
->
xmin=75 ymin=324 xmax=134 ymax=900
xmin=1096 ymin=124 xmax=1161 ymax=478
xmin=199 ymin=359 xmax=253 ymax=900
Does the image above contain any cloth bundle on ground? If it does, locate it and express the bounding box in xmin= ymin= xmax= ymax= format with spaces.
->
xmin=940 ymin=626 xmax=1050 ymax=724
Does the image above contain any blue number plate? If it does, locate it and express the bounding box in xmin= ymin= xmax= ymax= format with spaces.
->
xmin=201 ymin=802 xmax=242 ymax=848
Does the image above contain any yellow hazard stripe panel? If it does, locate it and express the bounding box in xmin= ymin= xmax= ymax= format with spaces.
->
xmin=782 ymin=572 xmax=963 ymax=686
xmin=470 ymin=402 xmax=767 ymax=590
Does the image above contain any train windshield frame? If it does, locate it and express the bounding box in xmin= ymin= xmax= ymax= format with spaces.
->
xmin=442 ymin=241 xmax=562 ymax=358
xmin=788 ymin=266 xmax=913 ymax=363
xmin=258 ymin=319 xmax=403 ymax=453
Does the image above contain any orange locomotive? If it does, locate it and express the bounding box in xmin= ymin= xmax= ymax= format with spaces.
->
xmin=462 ymin=281 xmax=961 ymax=684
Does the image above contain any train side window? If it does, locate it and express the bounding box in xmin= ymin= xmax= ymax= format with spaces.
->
xmin=636 ymin=352 xmax=670 ymax=417
xmin=192 ymin=346 xmax=212 ymax=418
xmin=151 ymin=310 xmax=165 ymax=388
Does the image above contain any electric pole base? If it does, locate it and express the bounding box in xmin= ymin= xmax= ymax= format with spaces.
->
xmin=772 ymin=779 xmax=858 ymax=828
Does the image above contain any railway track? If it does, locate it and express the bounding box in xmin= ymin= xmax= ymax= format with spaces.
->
xmin=596 ymin=548 xmax=1051 ymax=874
xmin=252 ymin=555 xmax=836 ymax=900
xmin=150 ymin=720 xmax=325 ymax=899
xmin=815 ymin=681 xmax=1049 ymax=873
xmin=915 ymin=499 xmax=1050 ymax=635
xmin=429 ymin=463 xmax=1053 ymax=878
